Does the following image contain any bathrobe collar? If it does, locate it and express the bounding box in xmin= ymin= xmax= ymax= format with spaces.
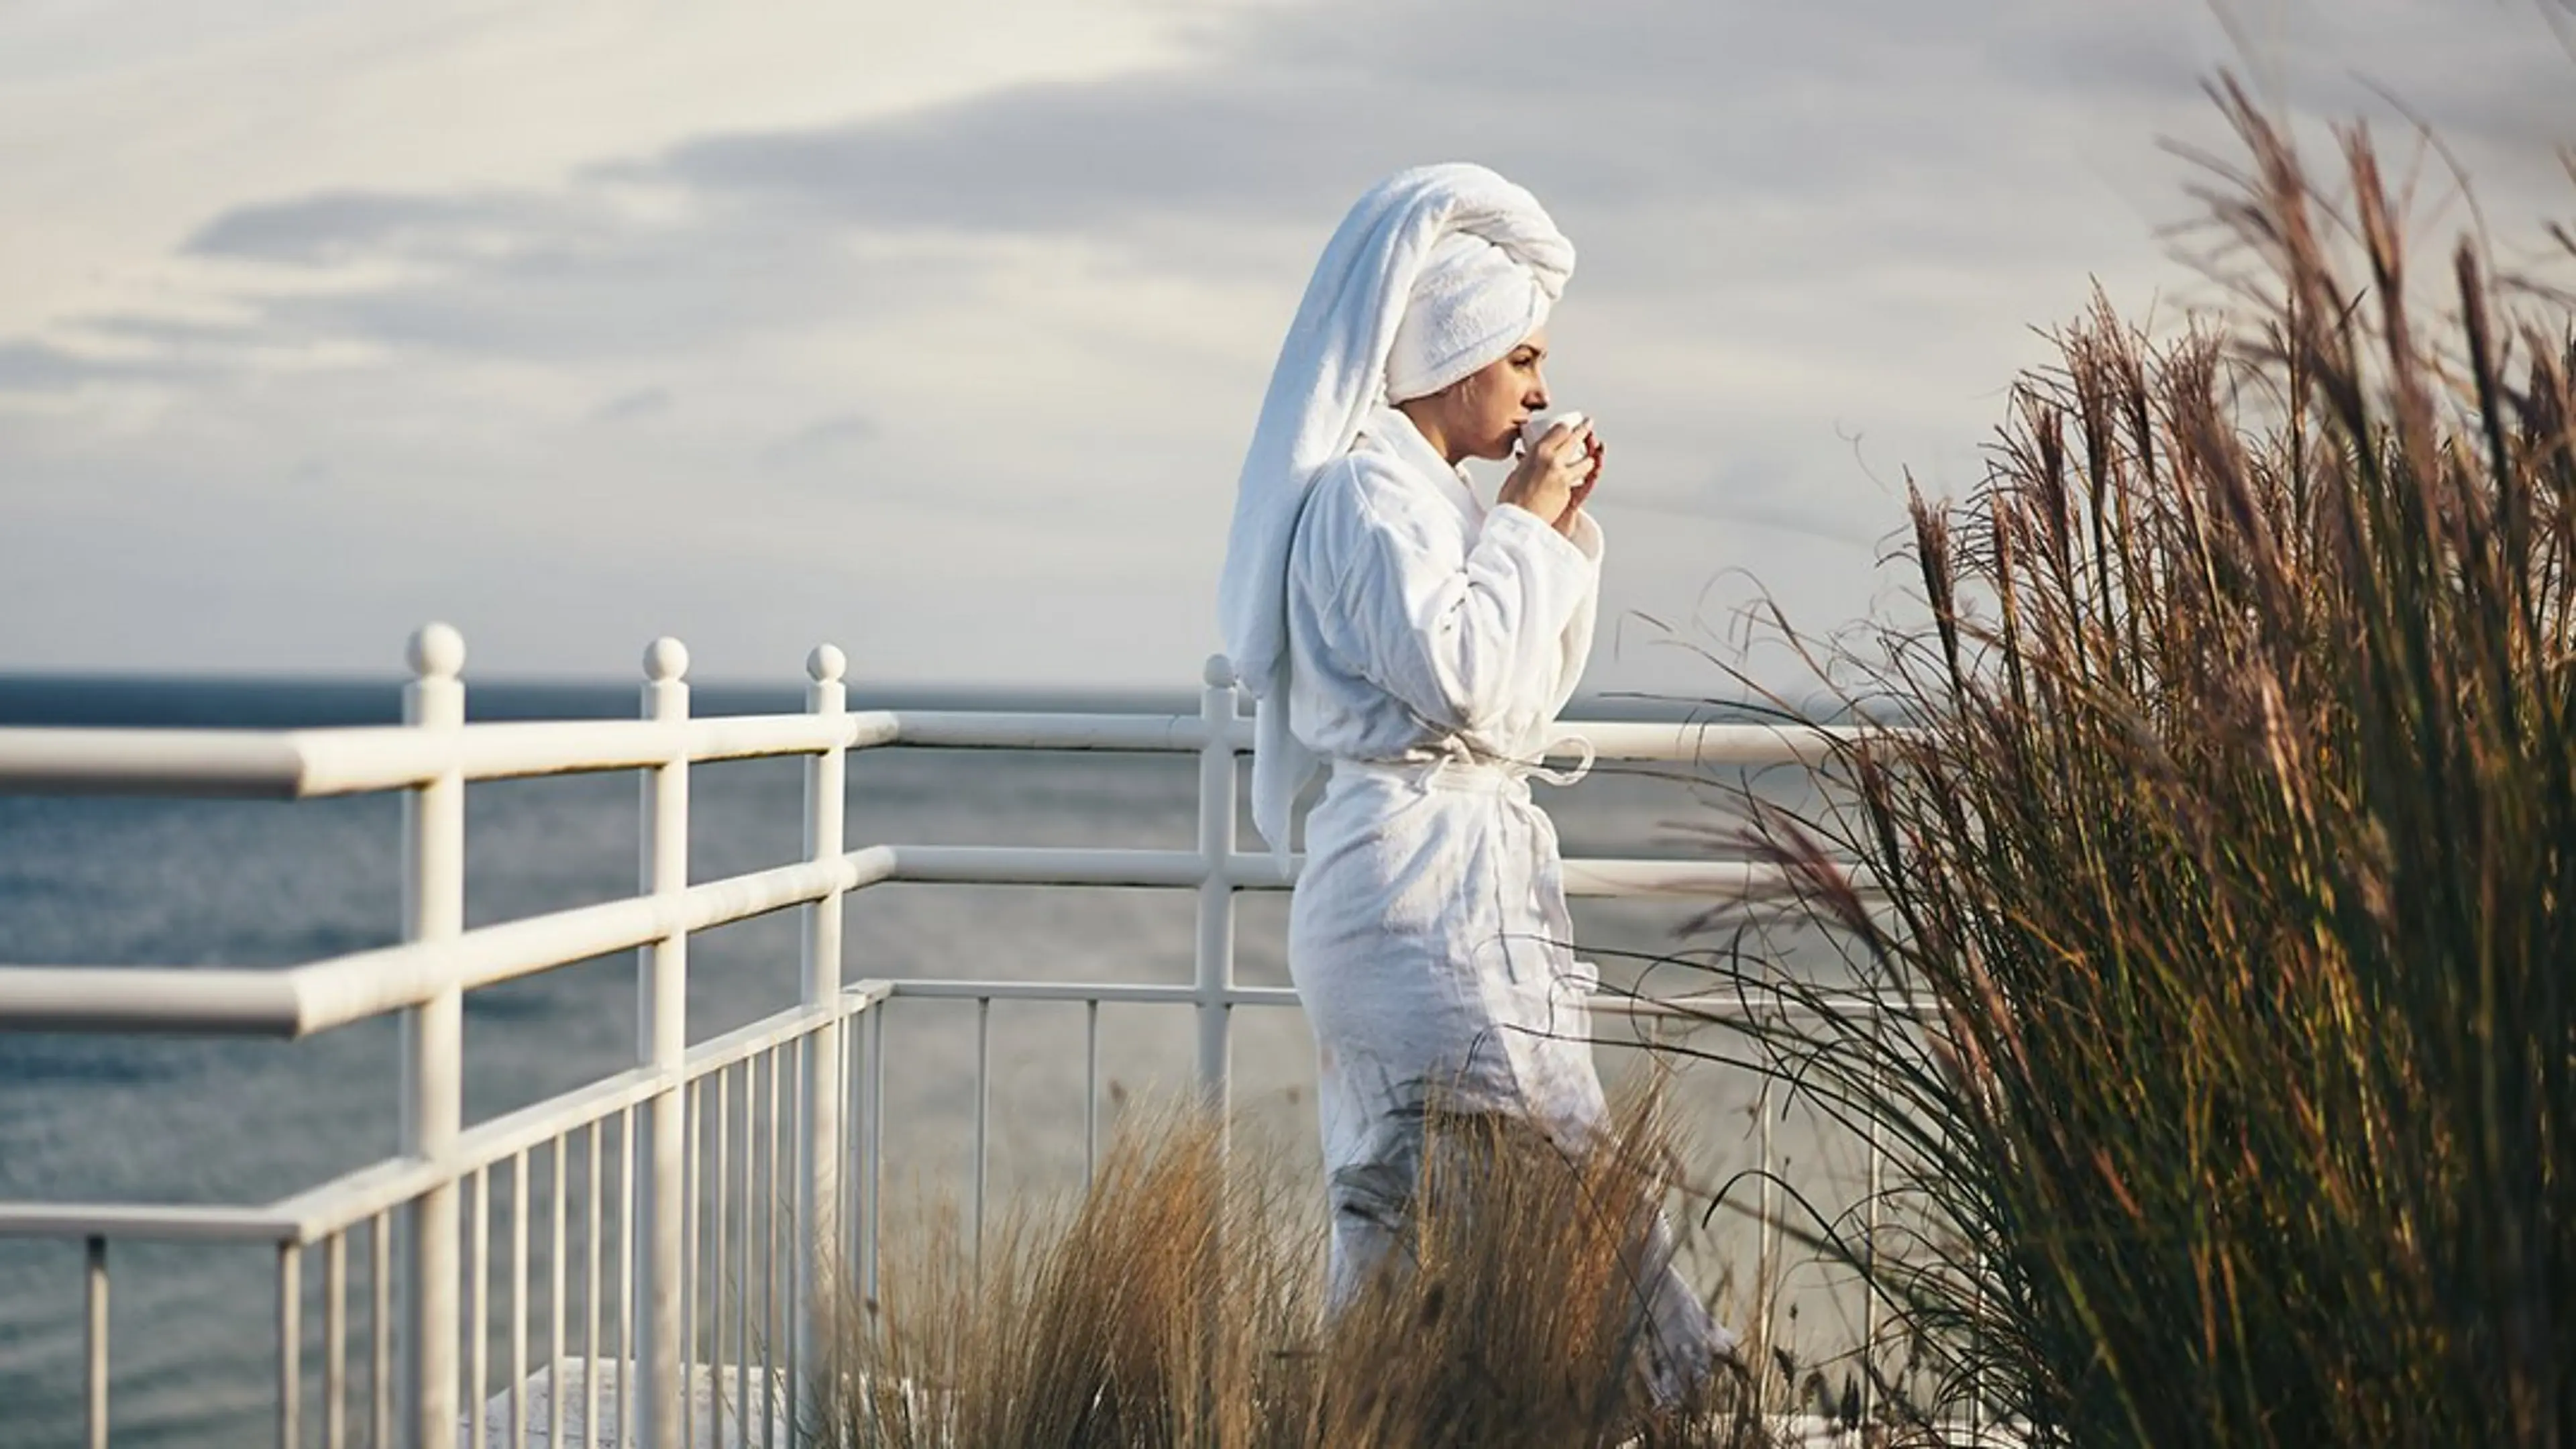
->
xmin=1359 ymin=405 xmax=1483 ymax=527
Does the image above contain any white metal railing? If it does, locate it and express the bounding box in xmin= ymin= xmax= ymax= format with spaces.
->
xmin=0 ymin=625 xmax=1876 ymax=1449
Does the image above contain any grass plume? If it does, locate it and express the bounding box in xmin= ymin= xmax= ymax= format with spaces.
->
xmin=1679 ymin=78 xmax=2576 ymax=1445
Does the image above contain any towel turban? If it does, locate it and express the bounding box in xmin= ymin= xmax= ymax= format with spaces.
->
xmin=1385 ymin=231 xmax=1560 ymax=402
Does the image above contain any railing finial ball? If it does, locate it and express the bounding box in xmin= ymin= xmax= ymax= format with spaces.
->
xmin=407 ymin=623 xmax=466 ymax=681
xmin=806 ymin=644 xmax=847 ymax=685
xmin=1202 ymin=654 xmax=1237 ymax=689
xmin=643 ymin=636 xmax=691 ymax=684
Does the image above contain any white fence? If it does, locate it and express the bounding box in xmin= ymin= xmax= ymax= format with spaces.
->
xmin=0 ymin=626 xmax=1867 ymax=1449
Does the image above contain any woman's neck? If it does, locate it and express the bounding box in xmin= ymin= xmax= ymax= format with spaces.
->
xmin=1393 ymin=398 xmax=1466 ymax=466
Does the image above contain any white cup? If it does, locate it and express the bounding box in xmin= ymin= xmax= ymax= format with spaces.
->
xmin=1520 ymin=408 xmax=1591 ymax=460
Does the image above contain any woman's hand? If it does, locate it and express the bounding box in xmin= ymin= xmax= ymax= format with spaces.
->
xmin=1499 ymin=419 xmax=1600 ymax=538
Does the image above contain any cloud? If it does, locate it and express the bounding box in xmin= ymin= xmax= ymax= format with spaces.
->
xmin=0 ymin=339 xmax=202 ymax=392
xmin=30 ymin=0 xmax=2574 ymax=392
xmin=591 ymin=385 xmax=673 ymax=423
xmin=181 ymin=188 xmax=557 ymax=266
xmin=761 ymin=411 xmax=878 ymax=473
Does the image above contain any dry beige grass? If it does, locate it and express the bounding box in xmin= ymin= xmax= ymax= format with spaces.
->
xmin=814 ymin=1093 xmax=1775 ymax=1448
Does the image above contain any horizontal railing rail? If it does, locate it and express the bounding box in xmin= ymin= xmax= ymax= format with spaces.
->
xmin=0 ymin=626 xmax=1896 ymax=1448
xmin=0 ymin=845 xmax=1858 ymax=1036
xmin=0 ymin=710 xmax=1862 ymax=798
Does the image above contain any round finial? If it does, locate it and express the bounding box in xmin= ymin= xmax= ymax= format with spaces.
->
xmin=407 ymin=622 xmax=466 ymax=680
xmin=643 ymin=636 xmax=690 ymax=683
xmin=806 ymin=644 xmax=847 ymax=684
xmin=1202 ymin=653 xmax=1238 ymax=689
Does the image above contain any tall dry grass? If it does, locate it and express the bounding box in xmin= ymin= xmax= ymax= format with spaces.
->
xmin=813 ymin=1096 xmax=1772 ymax=1448
xmin=1680 ymin=81 xmax=2576 ymax=1445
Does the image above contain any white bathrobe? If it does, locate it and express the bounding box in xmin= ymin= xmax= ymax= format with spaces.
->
xmin=1282 ymin=405 xmax=1723 ymax=1391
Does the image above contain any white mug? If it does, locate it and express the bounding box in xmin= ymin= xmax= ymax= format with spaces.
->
xmin=1520 ymin=408 xmax=1591 ymax=460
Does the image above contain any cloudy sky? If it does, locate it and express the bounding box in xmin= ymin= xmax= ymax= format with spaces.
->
xmin=3 ymin=1 xmax=2571 ymax=694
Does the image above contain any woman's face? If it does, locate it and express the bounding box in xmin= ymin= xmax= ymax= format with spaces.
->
xmin=1417 ymin=329 xmax=1552 ymax=462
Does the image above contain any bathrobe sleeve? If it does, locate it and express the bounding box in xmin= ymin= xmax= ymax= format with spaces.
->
xmin=1300 ymin=455 xmax=1601 ymax=737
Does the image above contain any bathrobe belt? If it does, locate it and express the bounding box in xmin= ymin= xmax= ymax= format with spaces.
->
xmin=1327 ymin=735 xmax=1596 ymax=796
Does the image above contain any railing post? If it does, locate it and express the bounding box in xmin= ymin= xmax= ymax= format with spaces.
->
xmin=796 ymin=644 xmax=849 ymax=1428
xmin=398 ymin=623 xmax=464 ymax=1449
xmin=1194 ymin=655 xmax=1240 ymax=1118
xmin=634 ymin=637 xmax=691 ymax=1449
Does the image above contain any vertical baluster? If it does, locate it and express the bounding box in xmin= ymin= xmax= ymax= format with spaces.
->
xmin=636 ymin=636 xmax=693 ymax=1449
xmin=683 ymin=1082 xmax=700 ymax=1449
xmin=737 ymin=1058 xmax=754 ymax=1448
xmin=862 ymin=1006 xmax=885 ymax=1305
xmin=1863 ymin=1051 xmax=1886 ymax=1430
xmin=584 ymin=1121 xmax=603 ymax=1449
xmin=1084 ymin=1000 xmax=1101 ymax=1187
xmin=550 ymin=1138 xmax=567 ymax=1449
xmin=372 ymin=1215 xmax=392 ymax=1449
xmin=1757 ymin=1080 xmax=1776 ymax=1331
xmin=1195 ymin=655 xmax=1239 ymax=1119
xmin=279 ymin=1243 xmax=303 ymax=1449
xmin=841 ymin=1015 xmax=861 ymax=1297
xmin=618 ymin=1107 xmax=636 ymax=1445
xmin=798 ymin=645 xmax=848 ymax=1441
xmin=400 ymin=623 xmax=467 ymax=1448
xmin=325 ymin=1232 xmax=347 ymax=1449
xmin=973 ymin=998 xmax=991 ymax=1271
xmin=764 ymin=1046 xmax=782 ymax=1449
xmin=84 ymin=1237 xmax=107 ymax=1449
xmin=713 ymin=1064 xmax=732 ymax=1446
xmin=470 ymin=1168 xmax=489 ymax=1447
xmin=786 ymin=1036 xmax=804 ymax=1449
xmin=510 ymin=1152 xmax=529 ymax=1448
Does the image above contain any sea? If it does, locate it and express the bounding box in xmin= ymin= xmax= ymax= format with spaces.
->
xmin=0 ymin=676 xmax=1870 ymax=1446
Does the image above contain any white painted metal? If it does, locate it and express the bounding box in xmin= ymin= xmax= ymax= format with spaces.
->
xmin=372 ymin=1215 xmax=392 ymax=1449
xmin=511 ymin=1151 xmax=530 ymax=1449
xmin=85 ymin=1238 xmax=107 ymax=1449
xmin=636 ymin=637 xmax=692 ymax=1449
xmin=400 ymin=621 xmax=465 ymax=1449
xmin=712 ymin=1069 xmax=733 ymax=1449
xmin=861 ymin=1007 xmax=885 ymax=1304
xmin=278 ymin=1243 xmax=303 ymax=1449
xmin=1195 ymin=656 xmax=1239 ymax=1113
xmin=682 ymin=1086 xmax=700 ymax=1449
xmin=1084 ymin=1001 xmax=1101 ymax=1186
xmin=0 ymin=712 xmax=898 ymax=800
xmin=582 ymin=1124 xmax=602 ymax=1449
xmin=795 ymin=644 xmax=847 ymax=1433
xmin=325 ymin=1231 xmax=347 ymax=1449
xmin=470 ymin=1169 xmax=489 ymax=1449
xmin=0 ymin=849 xmax=1868 ymax=1036
xmin=973 ymin=999 xmax=991 ymax=1266
xmin=0 ymin=709 xmax=1868 ymax=800
xmin=548 ymin=1144 xmax=566 ymax=1449
xmin=0 ymin=729 xmax=310 ymax=796
xmin=884 ymin=708 xmax=1220 ymax=753
xmin=616 ymin=1110 xmax=635 ymax=1449
xmin=762 ymin=1046 xmax=782 ymax=1449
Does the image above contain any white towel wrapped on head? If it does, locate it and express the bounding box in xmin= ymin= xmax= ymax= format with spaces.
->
xmin=1387 ymin=231 xmax=1559 ymax=403
xmin=1217 ymin=162 xmax=1574 ymax=850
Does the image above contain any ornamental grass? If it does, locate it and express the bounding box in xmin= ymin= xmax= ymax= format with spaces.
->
xmin=812 ymin=1094 xmax=1774 ymax=1448
xmin=1674 ymin=80 xmax=2576 ymax=1445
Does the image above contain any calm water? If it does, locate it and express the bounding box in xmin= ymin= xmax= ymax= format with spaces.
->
xmin=0 ymin=676 xmax=1859 ymax=1445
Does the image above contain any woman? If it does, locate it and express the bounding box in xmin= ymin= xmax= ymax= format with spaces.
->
xmin=1217 ymin=164 xmax=1728 ymax=1401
